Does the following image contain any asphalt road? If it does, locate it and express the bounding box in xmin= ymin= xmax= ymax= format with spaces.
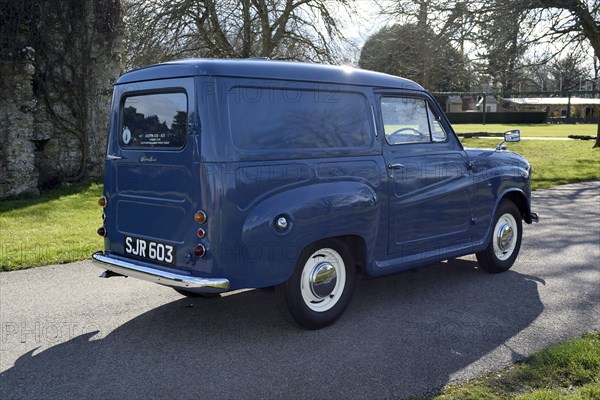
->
xmin=1 ymin=181 xmax=599 ymax=399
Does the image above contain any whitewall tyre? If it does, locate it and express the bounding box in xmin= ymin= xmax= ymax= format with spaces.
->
xmin=277 ymin=239 xmax=356 ymax=329
xmin=476 ymin=200 xmax=523 ymax=273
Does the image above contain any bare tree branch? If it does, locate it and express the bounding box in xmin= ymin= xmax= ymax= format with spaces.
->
xmin=123 ymin=0 xmax=354 ymax=69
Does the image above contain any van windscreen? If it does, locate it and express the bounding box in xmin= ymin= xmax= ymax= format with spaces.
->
xmin=120 ymin=92 xmax=187 ymax=148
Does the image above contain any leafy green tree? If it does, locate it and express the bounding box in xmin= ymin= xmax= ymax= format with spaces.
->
xmin=359 ymin=23 xmax=474 ymax=92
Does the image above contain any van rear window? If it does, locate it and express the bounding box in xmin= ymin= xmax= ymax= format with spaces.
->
xmin=120 ymin=92 xmax=187 ymax=148
xmin=227 ymin=87 xmax=372 ymax=151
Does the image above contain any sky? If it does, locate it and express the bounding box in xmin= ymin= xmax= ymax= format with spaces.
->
xmin=337 ymin=1 xmax=392 ymax=63
xmin=341 ymin=1 xmax=391 ymax=39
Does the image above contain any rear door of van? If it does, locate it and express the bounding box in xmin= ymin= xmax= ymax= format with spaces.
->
xmin=103 ymin=77 xmax=199 ymax=270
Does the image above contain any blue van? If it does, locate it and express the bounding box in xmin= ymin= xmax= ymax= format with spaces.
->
xmin=93 ymin=59 xmax=538 ymax=329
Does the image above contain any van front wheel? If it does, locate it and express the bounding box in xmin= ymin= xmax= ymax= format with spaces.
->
xmin=476 ymin=200 xmax=523 ymax=273
xmin=277 ymin=239 xmax=356 ymax=329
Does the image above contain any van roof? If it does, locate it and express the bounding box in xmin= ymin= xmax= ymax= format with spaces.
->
xmin=116 ymin=59 xmax=424 ymax=91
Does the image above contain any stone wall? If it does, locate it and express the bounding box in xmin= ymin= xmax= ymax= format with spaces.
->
xmin=0 ymin=0 xmax=122 ymax=198
xmin=0 ymin=48 xmax=38 ymax=197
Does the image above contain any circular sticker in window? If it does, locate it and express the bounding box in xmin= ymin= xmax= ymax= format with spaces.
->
xmin=122 ymin=126 xmax=132 ymax=145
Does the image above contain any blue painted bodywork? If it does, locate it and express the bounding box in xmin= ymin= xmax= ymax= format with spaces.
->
xmin=100 ymin=59 xmax=533 ymax=290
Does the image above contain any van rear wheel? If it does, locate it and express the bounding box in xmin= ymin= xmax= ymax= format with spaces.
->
xmin=276 ymin=239 xmax=355 ymax=329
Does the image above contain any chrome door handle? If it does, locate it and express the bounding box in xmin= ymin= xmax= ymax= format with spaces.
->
xmin=388 ymin=163 xmax=405 ymax=169
xmin=106 ymin=155 xmax=122 ymax=160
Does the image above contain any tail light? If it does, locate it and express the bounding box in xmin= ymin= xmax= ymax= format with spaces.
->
xmin=194 ymin=212 xmax=207 ymax=257
xmin=194 ymin=211 xmax=207 ymax=224
xmin=194 ymin=244 xmax=206 ymax=257
xmin=98 ymin=197 xmax=107 ymax=237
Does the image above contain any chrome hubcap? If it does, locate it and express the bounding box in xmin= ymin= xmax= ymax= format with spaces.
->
xmin=309 ymin=262 xmax=337 ymax=298
xmin=300 ymin=248 xmax=346 ymax=312
xmin=497 ymin=224 xmax=514 ymax=251
xmin=493 ymin=213 xmax=518 ymax=261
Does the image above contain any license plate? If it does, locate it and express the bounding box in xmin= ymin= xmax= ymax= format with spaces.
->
xmin=124 ymin=236 xmax=176 ymax=266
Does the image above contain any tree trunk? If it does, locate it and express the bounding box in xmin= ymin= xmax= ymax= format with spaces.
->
xmin=594 ymin=119 xmax=600 ymax=148
xmin=417 ymin=0 xmax=429 ymax=88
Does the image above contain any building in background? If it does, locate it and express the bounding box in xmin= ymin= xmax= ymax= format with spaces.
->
xmin=503 ymin=97 xmax=600 ymax=120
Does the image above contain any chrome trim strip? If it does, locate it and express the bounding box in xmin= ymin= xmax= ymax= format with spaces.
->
xmin=106 ymin=155 xmax=122 ymax=160
xmin=370 ymin=104 xmax=378 ymax=137
xmin=92 ymin=252 xmax=230 ymax=293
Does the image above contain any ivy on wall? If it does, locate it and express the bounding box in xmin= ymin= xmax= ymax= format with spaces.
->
xmin=0 ymin=0 xmax=122 ymax=194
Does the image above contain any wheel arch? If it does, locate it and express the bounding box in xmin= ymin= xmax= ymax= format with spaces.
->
xmin=476 ymin=188 xmax=530 ymax=253
xmin=238 ymin=181 xmax=379 ymax=287
xmin=326 ymin=234 xmax=367 ymax=274
xmin=501 ymin=189 xmax=533 ymax=223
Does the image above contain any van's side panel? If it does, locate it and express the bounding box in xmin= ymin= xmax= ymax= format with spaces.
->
xmin=195 ymin=77 xmax=385 ymax=288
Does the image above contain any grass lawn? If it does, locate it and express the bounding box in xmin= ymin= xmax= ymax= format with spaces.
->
xmin=461 ymin=138 xmax=600 ymax=190
xmin=453 ymin=123 xmax=598 ymax=138
xmin=0 ymin=182 xmax=104 ymax=271
xmin=427 ymin=331 xmax=600 ymax=400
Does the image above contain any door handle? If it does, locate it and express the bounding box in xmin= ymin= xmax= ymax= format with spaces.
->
xmin=106 ymin=155 xmax=122 ymax=160
xmin=388 ymin=163 xmax=405 ymax=169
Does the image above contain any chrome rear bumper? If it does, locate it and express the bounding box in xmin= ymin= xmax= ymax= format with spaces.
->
xmin=92 ymin=252 xmax=230 ymax=294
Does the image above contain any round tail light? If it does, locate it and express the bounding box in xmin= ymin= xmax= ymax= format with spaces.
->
xmin=194 ymin=211 xmax=207 ymax=224
xmin=193 ymin=244 xmax=206 ymax=257
xmin=197 ymin=228 xmax=206 ymax=238
xmin=98 ymin=197 xmax=107 ymax=207
xmin=97 ymin=227 xmax=107 ymax=237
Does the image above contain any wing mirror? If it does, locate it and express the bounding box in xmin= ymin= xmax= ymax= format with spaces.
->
xmin=496 ymin=130 xmax=520 ymax=150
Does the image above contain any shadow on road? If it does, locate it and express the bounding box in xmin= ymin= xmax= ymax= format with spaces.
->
xmin=0 ymin=260 xmax=544 ymax=399
xmin=521 ymin=182 xmax=600 ymax=271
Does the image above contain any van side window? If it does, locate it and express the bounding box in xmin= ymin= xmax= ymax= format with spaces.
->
xmin=428 ymin=103 xmax=448 ymax=142
xmin=120 ymin=92 xmax=187 ymax=148
xmin=382 ymin=97 xmax=448 ymax=145
xmin=228 ymin=87 xmax=372 ymax=150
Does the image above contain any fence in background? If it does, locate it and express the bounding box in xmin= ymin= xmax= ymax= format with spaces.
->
xmin=431 ymin=90 xmax=600 ymax=124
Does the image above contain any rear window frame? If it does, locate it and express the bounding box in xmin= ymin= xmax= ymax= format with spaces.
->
xmin=118 ymin=89 xmax=189 ymax=151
